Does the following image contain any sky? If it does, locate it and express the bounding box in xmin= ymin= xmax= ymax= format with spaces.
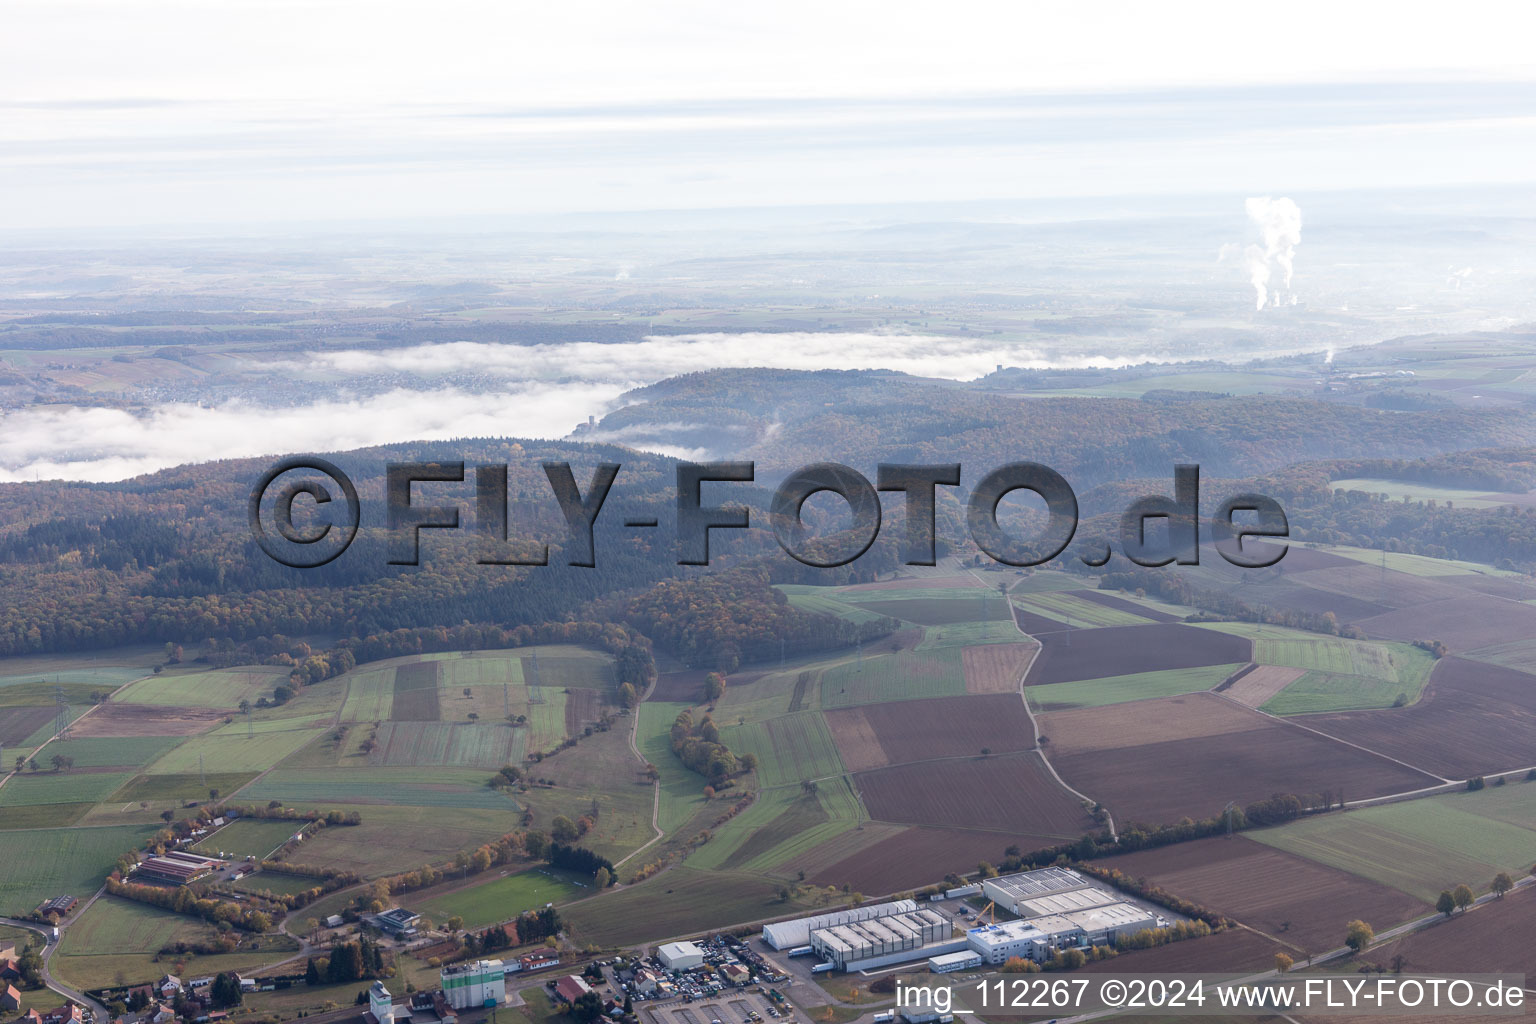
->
xmin=2 ymin=0 xmax=1534 ymax=231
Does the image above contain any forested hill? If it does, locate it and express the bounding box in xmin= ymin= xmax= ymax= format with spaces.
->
xmin=592 ymin=368 xmax=1536 ymax=485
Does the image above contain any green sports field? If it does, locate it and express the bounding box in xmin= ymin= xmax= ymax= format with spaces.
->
xmin=192 ymin=818 xmax=308 ymax=860
xmin=417 ymin=867 xmax=586 ymax=929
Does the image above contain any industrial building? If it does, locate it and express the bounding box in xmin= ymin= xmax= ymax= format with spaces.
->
xmin=364 ymin=981 xmax=403 ymax=1024
xmin=1012 ymin=886 xmax=1122 ymax=919
xmin=810 ymin=909 xmax=966 ymax=972
xmin=375 ymin=908 xmax=422 ymax=938
xmin=980 ymin=867 xmax=1093 ymax=917
xmin=760 ymin=899 xmax=918 ymax=950
xmin=658 ymin=941 xmax=706 ymax=970
xmin=927 ymin=950 xmax=981 ymax=973
xmin=966 ymin=902 xmax=1160 ymax=964
xmin=134 ymin=852 xmax=227 ymax=885
xmin=440 ymin=959 xmax=505 ymax=1010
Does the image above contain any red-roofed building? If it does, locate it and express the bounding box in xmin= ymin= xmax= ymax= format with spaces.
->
xmin=553 ymin=976 xmax=591 ymax=1005
xmin=39 ymin=1003 xmax=83 ymax=1024
xmin=1 ymin=983 xmax=22 ymax=1012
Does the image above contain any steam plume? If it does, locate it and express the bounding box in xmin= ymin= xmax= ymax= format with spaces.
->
xmin=1243 ymin=197 xmax=1302 ymax=310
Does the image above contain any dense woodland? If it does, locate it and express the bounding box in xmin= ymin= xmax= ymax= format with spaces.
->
xmin=5 ymin=376 xmax=1536 ymax=670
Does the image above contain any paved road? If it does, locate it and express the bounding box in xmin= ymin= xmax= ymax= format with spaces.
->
xmin=0 ymin=915 xmax=108 ymax=1018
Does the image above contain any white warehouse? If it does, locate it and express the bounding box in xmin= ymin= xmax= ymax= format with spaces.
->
xmin=981 ymin=867 xmax=1092 ymax=917
xmin=811 ymin=909 xmax=967 ymax=972
xmin=967 ymin=902 xmax=1160 ymax=964
xmin=761 ymin=900 xmax=918 ymax=950
xmin=658 ymin=941 xmax=706 ymax=970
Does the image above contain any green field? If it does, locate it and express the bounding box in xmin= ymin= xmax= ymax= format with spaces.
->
xmin=111 ymin=666 xmax=291 ymax=708
xmin=845 ymin=591 xmax=1011 ymax=626
xmin=719 ymin=711 xmax=845 ymax=790
xmin=1462 ymin=636 xmax=1536 ymax=672
xmin=636 ymin=701 xmax=709 ymax=833
xmin=58 ymin=895 xmax=215 ymax=956
xmin=1008 ymin=571 xmax=1089 ymax=593
xmin=417 ymin=867 xmax=585 ymax=929
xmin=0 ymin=770 xmax=137 ymax=809
xmin=1321 ymin=543 xmax=1516 ymax=578
xmin=338 ymin=667 xmax=395 ymax=722
xmin=0 ymin=824 xmax=158 ymax=915
xmin=776 ymin=586 xmax=887 ymax=624
xmin=192 ymin=818 xmax=307 ymax=860
xmin=818 ymin=648 xmax=966 ymax=707
xmin=0 ymin=665 xmax=147 ymax=690
xmin=231 ymin=870 xmax=322 ymax=897
xmin=561 ymin=865 xmax=811 ymax=947
xmin=102 ymin=771 xmax=258 ymax=808
xmin=685 ymin=776 xmax=864 ymax=874
xmin=1011 ymin=591 xmax=1154 ymax=628
xmin=278 ymin=804 xmax=518 ymax=877
xmin=1250 ymin=799 xmax=1536 ymax=903
xmin=916 ymin=620 xmax=1028 ymax=649
xmin=242 ymin=766 xmax=521 ymax=810
xmin=369 ymin=720 xmax=524 ymax=768
xmin=42 ymin=735 xmax=182 ymax=769
xmin=1027 ymin=664 xmax=1245 ymax=711
xmin=51 ymin=895 xmax=299 ymax=990
xmin=1196 ymin=623 xmax=1435 ymax=713
xmin=145 ymin=715 xmax=329 ymax=774
xmin=1330 ymin=478 xmax=1517 ymax=511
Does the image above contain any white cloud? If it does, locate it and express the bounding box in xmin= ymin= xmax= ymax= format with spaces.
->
xmin=0 ymin=383 xmax=625 ymax=483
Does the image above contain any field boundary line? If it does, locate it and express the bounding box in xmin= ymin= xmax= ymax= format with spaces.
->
xmin=0 ymin=667 xmax=154 ymax=792
xmin=1207 ymin=688 xmax=1451 ymax=783
xmin=614 ymin=672 xmax=665 ymax=870
xmin=975 ymin=567 xmax=1117 ymax=841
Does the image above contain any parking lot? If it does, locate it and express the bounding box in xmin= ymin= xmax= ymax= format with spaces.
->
xmin=648 ymin=989 xmax=787 ymax=1024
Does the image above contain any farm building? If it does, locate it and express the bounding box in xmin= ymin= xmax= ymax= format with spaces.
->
xmin=135 ymin=852 xmax=226 ymax=885
xmin=375 ymin=908 xmax=421 ymax=938
xmin=760 ymin=899 xmax=918 ymax=949
xmin=927 ymin=951 xmax=981 ymax=973
xmin=553 ymin=976 xmax=592 ymax=1004
xmin=980 ymin=867 xmax=1091 ymax=916
xmin=34 ymin=896 xmax=78 ymax=918
xmin=810 ymin=909 xmax=967 ymax=971
xmin=657 ymin=941 xmax=705 ymax=970
xmin=441 ymin=959 xmax=505 ymax=1010
xmin=967 ymin=902 xmax=1160 ymax=963
xmin=519 ymin=948 xmax=560 ymax=972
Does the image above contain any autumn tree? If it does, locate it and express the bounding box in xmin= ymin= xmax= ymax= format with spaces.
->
xmin=1452 ymin=884 xmax=1475 ymax=912
xmin=1344 ymin=920 xmax=1373 ymax=953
